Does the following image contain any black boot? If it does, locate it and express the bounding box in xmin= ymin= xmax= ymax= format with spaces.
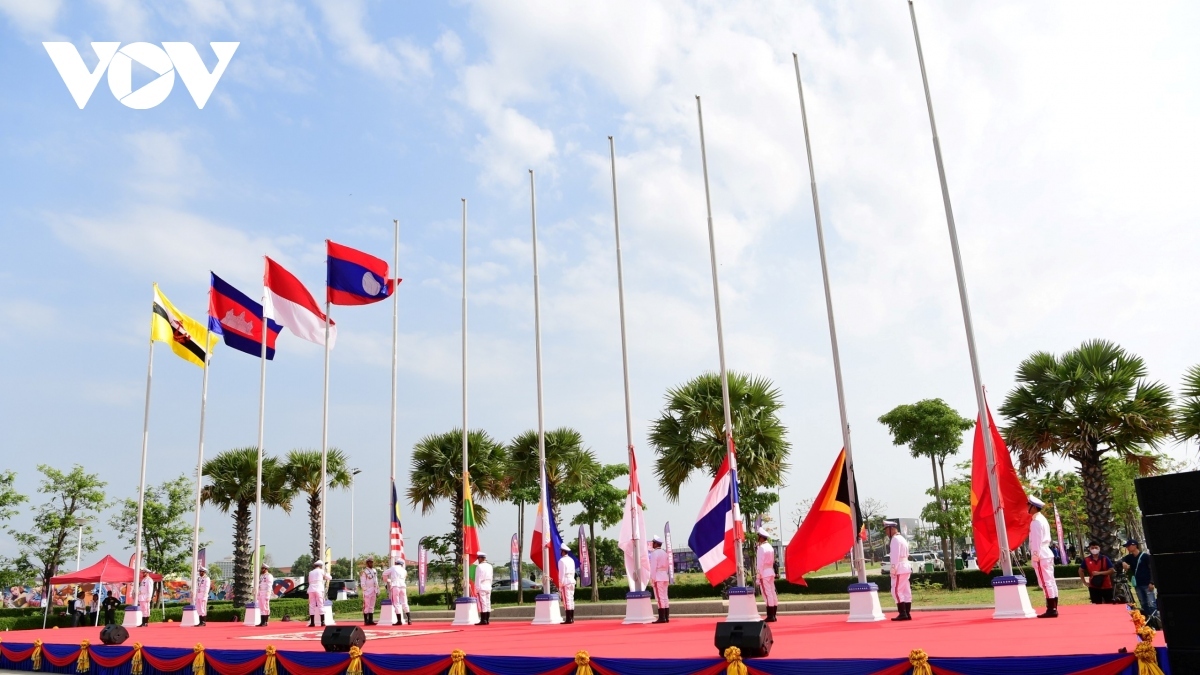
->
xmin=663 ymin=608 xmax=670 ymax=623
xmin=766 ymin=606 xmax=776 ymax=622
xmin=198 ymin=615 xmax=206 ymax=627
xmin=653 ymin=608 xmax=665 ymax=624
xmin=405 ymin=612 xmax=411 ymax=625
xmin=308 ymin=615 xmax=316 ymax=627
xmin=1038 ymin=597 xmax=1058 ymax=618
xmin=320 ymin=613 xmax=326 ymax=626
xmin=892 ymin=603 xmax=905 ymax=621
xmin=364 ymin=613 xmax=370 ymax=625
xmin=903 ymin=602 xmax=913 ymax=620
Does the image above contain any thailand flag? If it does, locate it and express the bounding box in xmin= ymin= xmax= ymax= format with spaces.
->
xmin=530 ymin=469 xmax=565 ymax=589
xmin=264 ymin=257 xmax=336 ymax=347
xmin=687 ymin=455 xmax=740 ymax=586
xmin=208 ymin=273 xmax=282 ymax=359
xmin=327 ymin=240 xmax=396 ymax=306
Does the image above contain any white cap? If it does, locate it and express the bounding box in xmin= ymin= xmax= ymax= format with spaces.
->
xmin=198 ymin=566 xmax=207 ymax=573
xmin=652 ymin=535 xmax=663 ymax=544
xmin=476 ymin=551 xmax=487 ymax=558
xmin=394 ymin=559 xmax=403 ymax=564
xmin=1027 ymin=496 xmax=1045 ymax=509
xmin=314 ymin=560 xmax=324 ymax=566
xmin=756 ymin=528 xmax=770 ymax=539
xmin=883 ymin=520 xmax=899 ymax=529
xmin=560 ymin=544 xmax=571 ymax=552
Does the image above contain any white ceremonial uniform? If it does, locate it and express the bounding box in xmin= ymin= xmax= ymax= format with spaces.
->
xmin=384 ymin=564 xmax=409 ymax=615
xmin=649 ymin=548 xmax=671 ymax=609
xmin=558 ymin=555 xmax=577 ymax=610
xmin=889 ymin=533 xmax=912 ymax=604
xmin=474 ymin=561 xmax=494 ymax=613
xmin=359 ymin=566 xmax=379 ymax=614
xmin=257 ymin=572 xmax=275 ymax=615
xmin=308 ymin=567 xmax=331 ymax=617
xmin=1028 ymin=512 xmax=1058 ymax=599
xmin=756 ymin=542 xmax=778 ymax=606
xmin=195 ymin=576 xmax=211 ymax=616
xmin=139 ymin=575 xmax=153 ymax=617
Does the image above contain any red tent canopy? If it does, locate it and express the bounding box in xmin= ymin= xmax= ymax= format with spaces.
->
xmin=49 ymin=555 xmax=163 ymax=584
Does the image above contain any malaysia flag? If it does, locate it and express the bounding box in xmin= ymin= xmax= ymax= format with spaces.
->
xmin=208 ymin=273 xmax=282 ymax=359
xmin=327 ymin=240 xmax=396 ymax=306
xmin=687 ymin=455 xmax=739 ymax=586
xmin=264 ymin=257 xmax=336 ymax=347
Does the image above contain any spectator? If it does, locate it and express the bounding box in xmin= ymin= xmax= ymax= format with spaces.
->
xmin=1078 ymin=541 xmax=1115 ymax=604
xmin=70 ymin=591 xmax=86 ymax=627
xmin=101 ymin=591 xmax=120 ymax=624
xmin=1121 ymin=539 xmax=1156 ymax=614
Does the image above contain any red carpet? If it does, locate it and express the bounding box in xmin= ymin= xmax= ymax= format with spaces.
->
xmin=17 ymin=605 xmax=1157 ymax=660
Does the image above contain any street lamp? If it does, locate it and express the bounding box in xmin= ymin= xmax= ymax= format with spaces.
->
xmin=74 ymin=516 xmax=89 ymax=570
xmin=350 ymin=468 xmax=362 ymax=576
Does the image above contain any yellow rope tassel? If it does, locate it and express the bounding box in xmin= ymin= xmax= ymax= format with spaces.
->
xmin=1134 ymin=626 xmax=1165 ymax=675
xmin=77 ymin=640 xmax=91 ymax=673
xmin=574 ymin=651 xmax=593 ymax=675
xmin=1130 ymin=608 xmax=1146 ymax=630
xmin=908 ymin=649 xmax=931 ymax=675
xmin=449 ymin=650 xmax=467 ymax=675
xmin=193 ymin=644 xmax=206 ymax=675
xmin=723 ymin=646 xmax=747 ymax=675
xmin=32 ymin=640 xmax=43 ymax=671
xmin=131 ymin=644 xmax=144 ymax=675
xmin=345 ymin=646 xmax=363 ymax=675
xmin=264 ymin=645 xmax=278 ymax=675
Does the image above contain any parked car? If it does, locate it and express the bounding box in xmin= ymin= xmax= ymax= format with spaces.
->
xmin=492 ymin=578 xmax=542 ymax=591
xmin=881 ymin=552 xmax=944 ymax=572
xmin=279 ymin=579 xmax=357 ymax=601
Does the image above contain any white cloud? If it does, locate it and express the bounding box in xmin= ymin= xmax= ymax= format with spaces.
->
xmin=0 ymin=0 xmax=62 ymax=34
xmin=313 ymin=0 xmax=431 ymax=82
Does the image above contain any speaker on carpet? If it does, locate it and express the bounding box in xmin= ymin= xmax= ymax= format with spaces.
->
xmin=99 ymin=624 xmax=129 ymax=645
xmin=1134 ymin=470 xmax=1200 ymax=516
xmin=714 ymin=621 xmax=772 ymax=658
xmin=1156 ymin=595 xmax=1200 ymax=649
xmin=321 ymin=625 xmax=366 ymax=653
xmin=1167 ymin=649 xmax=1200 ymax=674
xmin=1137 ymin=469 xmax=1200 ymax=656
xmin=1142 ymin=512 xmax=1200 ymax=555
xmin=1148 ymin=552 xmax=1200 ymax=594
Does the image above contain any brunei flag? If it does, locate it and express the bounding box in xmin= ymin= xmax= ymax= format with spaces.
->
xmin=151 ymin=284 xmax=218 ymax=367
xmin=462 ymin=473 xmax=480 ymax=595
xmin=785 ymin=449 xmax=862 ymax=586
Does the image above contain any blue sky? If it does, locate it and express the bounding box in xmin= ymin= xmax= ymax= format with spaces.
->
xmin=2 ymin=0 xmax=1198 ymax=573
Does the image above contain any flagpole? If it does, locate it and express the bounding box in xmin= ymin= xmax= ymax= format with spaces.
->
xmin=529 ymin=169 xmax=553 ymax=594
xmin=252 ymin=259 xmax=269 ymax=603
xmin=390 ymin=219 xmax=400 ymax=564
xmin=461 ymin=198 xmax=470 ymax=597
xmin=189 ymin=326 xmax=211 ymax=606
xmin=130 ymin=329 xmax=155 ymax=615
xmin=906 ymin=0 xmax=1013 ymax=577
xmin=694 ymin=96 xmax=746 ymax=589
xmin=320 ymin=296 xmax=331 ymax=569
xmin=792 ymin=54 xmax=868 ymax=585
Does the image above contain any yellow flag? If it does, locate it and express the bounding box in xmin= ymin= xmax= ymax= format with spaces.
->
xmin=151 ymin=284 xmax=218 ymax=367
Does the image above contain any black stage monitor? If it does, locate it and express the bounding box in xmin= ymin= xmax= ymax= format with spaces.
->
xmin=99 ymin=624 xmax=129 ymax=645
xmin=321 ymin=625 xmax=366 ymax=653
xmin=714 ymin=621 xmax=772 ymax=658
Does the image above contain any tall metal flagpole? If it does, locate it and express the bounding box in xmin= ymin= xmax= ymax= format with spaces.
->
xmin=189 ymin=324 xmax=212 ymax=607
xmin=608 ymin=137 xmax=646 ymax=593
xmin=792 ymin=54 xmax=868 ymax=585
xmin=130 ymin=326 xmax=155 ymax=616
xmin=390 ymin=220 xmax=400 ymax=562
xmin=530 ymin=170 xmax=552 ymax=593
xmin=252 ymin=259 xmax=269 ymax=601
xmin=907 ymin=0 xmax=1013 ymax=577
xmin=694 ymin=96 xmax=746 ymax=589
xmin=461 ymin=199 xmax=470 ymax=596
xmin=320 ymin=293 xmax=331 ymax=568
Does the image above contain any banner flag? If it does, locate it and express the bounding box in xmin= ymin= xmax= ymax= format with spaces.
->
xmin=784 ymin=449 xmax=862 ymax=586
xmin=327 ymin=240 xmax=396 ymax=305
xmin=578 ymin=525 xmax=592 ymax=587
xmin=417 ymin=544 xmax=427 ymax=595
xmin=197 ymin=548 xmax=206 ymax=573
xmin=259 ymin=545 xmax=267 ymax=569
xmin=510 ymin=534 xmax=520 ymax=590
xmin=324 ymin=547 xmax=332 ymax=568
xmin=664 ymin=522 xmax=675 ymax=584
xmin=208 ymin=273 xmax=281 ymax=359
xmin=1053 ymin=505 xmax=1068 ymax=565
xmin=151 ymin=283 xmax=218 ymax=367
xmin=970 ymin=403 xmax=1030 ymax=573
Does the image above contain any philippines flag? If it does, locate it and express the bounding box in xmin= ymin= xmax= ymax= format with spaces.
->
xmin=327 ymin=240 xmax=396 ymax=306
xmin=208 ymin=273 xmax=282 ymax=359
xmin=530 ymin=470 xmax=566 ymax=589
xmin=264 ymin=257 xmax=336 ymax=347
xmin=687 ymin=455 xmax=739 ymax=586
xmin=389 ymin=479 xmax=405 ymax=566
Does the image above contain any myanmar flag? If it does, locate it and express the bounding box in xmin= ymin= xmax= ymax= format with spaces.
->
xmin=970 ymin=404 xmax=1030 ymax=574
xmin=462 ymin=473 xmax=480 ymax=596
xmin=785 ymin=449 xmax=862 ymax=586
xmin=151 ymin=284 xmax=218 ymax=367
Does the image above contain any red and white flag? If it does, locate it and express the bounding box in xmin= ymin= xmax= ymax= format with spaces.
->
xmin=617 ymin=447 xmax=651 ymax=590
xmin=264 ymin=257 xmax=336 ymax=347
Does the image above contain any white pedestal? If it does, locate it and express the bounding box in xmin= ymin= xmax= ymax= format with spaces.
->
xmin=531 ymin=594 xmax=562 ymax=625
xmin=180 ymin=605 xmax=200 ymax=627
xmin=622 ymin=591 xmax=655 ymax=625
xmin=992 ymin=575 xmax=1036 ymax=619
xmin=725 ymin=586 xmax=761 ymax=622
xmin=451 ymin=597 xmax=479 ymax=626
xmin=336 ymin=590 xmax=347 ymax=601
xmin=122 ymin=606 xmax=142 ymax=628
xmin=322 ymin=601 xmax=336 ymax=626
xmin=847 ymin=583 xmax=886 ymax=622
xmin=243 ymin=603 xmax=260 ymax=627
xmin=379 ymin=599 xmax=399 ymax=626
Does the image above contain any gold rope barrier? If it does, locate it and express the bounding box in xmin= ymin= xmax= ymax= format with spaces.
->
xmin=192 ymin=643 xmax=206 ymax=675
xmin=449 ymin=649 xmax=467 ymax=675
xmin=1134 ymin=625 xmax=1165 ymax=675
xmin=722 ymin=646 xmax=747 ymax=675
xmin=264 ymin=645 xmax=278 ymax=675
xmin=32 ymin=639 xmax=43 ymax=671
xmin=574 ymin=651 xmax=593 ymax=675
xmin=131 ymin=643 xmax=144 ymax=675
xmin=908 ymin=649 xmax=931 ymax=675
xmin=77 ymin=640 xmax=90 ymax=673
xmin=347 ymin=646 xmax=363 ymax=675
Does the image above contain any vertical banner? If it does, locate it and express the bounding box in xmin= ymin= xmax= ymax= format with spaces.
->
xmin=324 ymin=547 xmax=332 ymax=569
xmin=509 ymin=534 xmax=520 ymax=590
xmin=260 ymin=545 xmax=267 ymax=569
xmin=1052 ymin=505 xmax=1067 ymax=565
xmin=417 ymin=545 xmax=427 ymax=595
xmin=578 ymin=525 xmax=592 ymax=587
xmin=664 ymin=522 xmax=675 ymax=583
xmin=197 ymin=547 xmax=207 ymax=572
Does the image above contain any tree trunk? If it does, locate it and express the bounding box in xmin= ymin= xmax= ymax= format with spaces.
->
xmin=590 ymin=521 xmax=599 ymax=602
xmin=232 ymin=500 xmax=252 ymax=608
xmin=517 ymin=500 xmax=525 ymax=605
xmin=1077 ymin=447 xmax=1119 ymax=554
xmin=937 ymin=457 xmax=956 ymax=590
xmin=308 ymin=491 xmax=322 ymax=564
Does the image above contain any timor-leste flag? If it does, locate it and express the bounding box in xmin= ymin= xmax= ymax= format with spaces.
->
xmin=970 ymin=403 xmax=1030 ymax=574
xmin=151 ymin=284 xmax=218 ymax=367
xmin=462 ymin=473 xmax=480 ymax=594
xmin=785 ymin=449 xmax=862 ymax=586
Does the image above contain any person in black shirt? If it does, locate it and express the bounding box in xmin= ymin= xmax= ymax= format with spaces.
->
xmin=101 ymin=591 xmax=121 ymax=625
xmin=1121 ymin=539 xmax=1155 ymax=614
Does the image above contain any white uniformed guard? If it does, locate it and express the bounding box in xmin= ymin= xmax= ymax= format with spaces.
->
xmin=383 ymin=559 xmax=409 ymax=625
xmin=648 ymin=535 xmax=671 ymax=623
xmin=885 ymin=521 xmax=912 ymax=621
xmin=139 ymin=570 xmax=153 ymax=626
xmin=308 ymin=560 xmax=331 ymax=627
xmin=558 ymin=545 xmax=577 ymax=624
xmin=257 ymin=565 xmax=275 ymax=626
xmin=756 ymin=529 xmax=778 ymax=622
xmin=359 ymin=558 xmax=379 ymax=625
xmin=474 ymin=552 xmax=494 ymax=625
xmin=195 ymin=567 xmax=211 ymax=626
xmin=1027 ymin=496 xmax=1059 ymax=618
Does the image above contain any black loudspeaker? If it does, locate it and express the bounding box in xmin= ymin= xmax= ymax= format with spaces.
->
xmin=1135 ymin=470 xmax=1200 ymax=516
xmin=321 ymin=625 xmax=366 ymax=653
xmin=1136 ymin=470 xmax=1200 ymax=656
xmin=1142 ymin=512 xmax=1200 ymax=554
xmin=1167 ymin=649 xmax=1200 ymax=674
xmin=99 ymin=624 xmax=129 ymax=645
xmin=1156 ymin=595 xmax=1200 ymax=649
xmin=714 ymin=621 xmax=773 ymax=658
xmin=1149 ymin=552 xmax=1200 ymax=594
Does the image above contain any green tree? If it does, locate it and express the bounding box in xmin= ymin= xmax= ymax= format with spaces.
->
xmin=284 ymin=448 xmax=354 ymax=564
xmin=201 ymin=448 xmax=294 ymax=607
xmin=0 ymin=471 xmax=29 ymax=589
xmin=408 ymin=429 xmax=508 ymax=600
xmin=1178 ymin=365 xmax=1200 ymax=448
xmin=330 ymin=557 xmax=352 ymax=579
xmin=1103 ymin=455 xmax=1159 ymax=544
xmin=109 ymin=474 xmax=194 ymax=578
xmin=878 ymin=398 xmax=973 ymax=589
xmin=419 ymin=533 xmax=457 ymax=608
xmin=567 ymin=463 xmax=628 ymax=600
xmin=291 ymin=553 xmax=314 ymax=575
xmin=859 ymin=498 xmax=887 ymax=562
xmin=1029 ymin=471 xmax=1087 ymax=557
xmin=590 ymin=537 xmax=625 ymax=585
xmin=920 ymin=476 xmax=972 ymax=559
xmin=7 ymin=465 xmax=106 ymax=599
xmin=1000 ymin=340 xmax=1175 ymax=553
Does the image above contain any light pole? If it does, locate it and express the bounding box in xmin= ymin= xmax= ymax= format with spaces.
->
xmin=74 ymin=516 xmax=88 ymax=570
xmin=350 ymin=468 xmax=361 ymax=576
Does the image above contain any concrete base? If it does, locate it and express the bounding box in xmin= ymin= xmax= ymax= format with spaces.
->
xmin=380 ymin=599 xmax=399 ymax=626
xmin=531 ymin=594 xmax=563 ymax=625
xmin=992 ymin=575 xmax=1036 ymax=619
xmin=242 ymin=602 xmax=260 ymax=627
xmin=847 ymin=583 xmax=885 ymax=623
xmin=622 ymin=591 xmax=655 ymax=624
xmin=451 ymin=597 xmax=479 ymax=626
xmin=122 ymin=606 xmax=141 ymax=628
xmin=322 ymin=601 xmax=336 ymax=626
xmin=725 ymin=586 xmax=761 ymax=622
xmin=180 ymin=605 xmax=200 ymax=627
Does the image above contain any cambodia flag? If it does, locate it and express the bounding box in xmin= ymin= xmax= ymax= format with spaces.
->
xmin=687 ymin=455 xmax=739 ymax=586
xmin=785 ymin=449 xmax=861 ymax=586
xmin=208 ymin=273 xmax=281 ymax=359
xmin=327 ymin=240 xmax=396 ymax=306
xmin=970 ymin=403 xmax=1030 ymax=574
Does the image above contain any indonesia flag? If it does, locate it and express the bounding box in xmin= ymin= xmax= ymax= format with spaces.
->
xmin=617 ymin=448 xmax=651 ymax=590
xmin=264 ymin=257 xmax=336 ymax=348
xmin=687 ymin=455 xmax=739 ymax=586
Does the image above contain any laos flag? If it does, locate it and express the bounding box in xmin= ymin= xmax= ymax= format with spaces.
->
xmin=687 ymin=455 xmax=739 ymax=586
xmin=208 ymin=273 xmax=281 ymax=359
xmin=327 ymin=240 xmax=396 ymax=306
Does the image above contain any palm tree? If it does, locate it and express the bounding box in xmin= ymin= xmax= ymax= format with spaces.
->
xmin=201 ymin=448 xmax=293 ymax=607
xmin=284 ymin=448 xmax=354 ymax=563
xmin=1000 ymin=340 xmax=1174 ymax=553
xmin=408 ymin=429 xmax=508 ymax=600
xmin=1177 ymin=364 xmax=1200 ymax=448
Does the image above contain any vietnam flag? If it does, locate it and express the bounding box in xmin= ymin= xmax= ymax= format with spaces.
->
xmin=462 ymin=473 xmax=480 ymax=596
xmin=785 ymin=449 xmax=862 ymax=586
xmin=970 ymin=404 xmax=1030 ymax=574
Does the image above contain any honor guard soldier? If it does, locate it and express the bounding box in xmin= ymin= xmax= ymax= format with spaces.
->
xmin=359 ymin=558 xmax=379 ymax=625
xmin=138 ymin=569 xmax=154 ymax=626
xmin=885 ymin=521 xmax=912 ymax=621
xmin=474 ymin=552 xmax=493 ymax=625
xmin=308 ymin=560 xmax=331 ymax=627
xmin=194 ymin=567 xmax=211 ymax=626
xmin=649 ymin=535 xmax=671 ymax=623
xmin=559 ymin=545 xmax=576 ymax=624
xmin=1026 ymin=497 xmax=1058 ymax=618
xmin=257 ymin=565 xmax=275 ymax=626
xmin=384 ymin=559 xmax=410 ymax=625
xmin=756 ymin=529 xmax=778 ymax=622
